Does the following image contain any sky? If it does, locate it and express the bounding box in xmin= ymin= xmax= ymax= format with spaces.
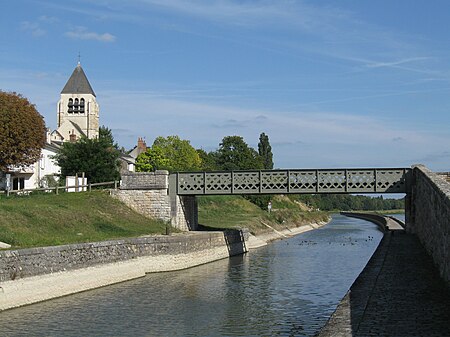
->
xmin=1 ymin=0 xmax=450 ymax=171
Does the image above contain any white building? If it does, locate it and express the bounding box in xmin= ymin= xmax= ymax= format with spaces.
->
xmin=1 ymin=62 xmax=100 ymax=191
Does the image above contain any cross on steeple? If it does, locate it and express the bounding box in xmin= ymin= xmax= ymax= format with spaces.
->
xmin=77 ymin=52 xmax=81 ymax=66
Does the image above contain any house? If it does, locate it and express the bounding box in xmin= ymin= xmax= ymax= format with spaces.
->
xmin=119 ymin=137 xmax=147 ymax=175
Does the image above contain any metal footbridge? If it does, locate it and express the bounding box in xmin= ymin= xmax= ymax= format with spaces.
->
xmin=171 ymin=168 xmax=411 ymax=196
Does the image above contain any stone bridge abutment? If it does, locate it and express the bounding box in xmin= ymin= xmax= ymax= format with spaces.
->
xmin=111 ymin=171 xmax=198 ymax=231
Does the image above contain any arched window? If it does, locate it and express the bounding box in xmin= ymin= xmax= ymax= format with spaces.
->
xmin=74 ymin=98 xmax=79 ymax=111
xmin=80 ymin=98 xmax=85 ymax=112
xmin=68 ymin=98 xmax=73 ymax=113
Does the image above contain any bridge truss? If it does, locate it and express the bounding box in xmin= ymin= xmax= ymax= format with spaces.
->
xmin=172 ymin=168 xmax=411 ymax=195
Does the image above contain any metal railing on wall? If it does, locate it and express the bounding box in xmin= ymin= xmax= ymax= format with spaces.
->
xmin=1 ymin=181 xmax=120 ymax=197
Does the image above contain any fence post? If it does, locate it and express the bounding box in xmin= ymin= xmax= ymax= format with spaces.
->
xmin=114 ymin=180 xmax=118 ymax=190
xmin=56 ymin=185 xmax=59 ymax=195
xmin=89 ymin=183 xmax=92 ymax=193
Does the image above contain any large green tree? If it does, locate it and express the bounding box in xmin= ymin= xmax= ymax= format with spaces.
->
xmin=136 ymin=135 xmax=202 ymax=172
xmin=0 ymin=91 xmax=46 ymax=171
xmin=135 ymin=147 xmax=169 ymax=172
xmin=196 ymin=149 xmax=218 ymax=171
xmin=215 ymin=136 xmax=263 ymax=171
xmin=53 ymin=126 xmax=120 ymax=183
xmin=258 ymin=132 xmax=274 ymax=169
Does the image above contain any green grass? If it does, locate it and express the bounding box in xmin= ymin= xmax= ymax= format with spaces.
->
xmin=0 ymin=191 xmax=331 ymax=249
xmin=0 ymin=191 xmax=169 ymax=249
xmin=198 ymin=195 xmax=329 ymax=235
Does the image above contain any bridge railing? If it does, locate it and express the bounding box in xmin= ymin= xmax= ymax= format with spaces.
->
xmin=173 ymin=168 xmax=411 ymax=195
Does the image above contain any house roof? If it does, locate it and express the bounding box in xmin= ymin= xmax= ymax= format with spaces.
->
xmin=68 ymin=120 xmax=86 ymax=137
xmin=61 ymin=63 xmax=96 ymax=96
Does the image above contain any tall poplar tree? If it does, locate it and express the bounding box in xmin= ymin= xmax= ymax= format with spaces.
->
xmin=258 ymin=132 xmax=274 ymax=169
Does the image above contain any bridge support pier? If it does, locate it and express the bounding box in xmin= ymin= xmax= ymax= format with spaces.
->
xmin=111 ymin=171 xmax=197 ymax=232
xmin=169 ymin=174 xmax=198 ymax=230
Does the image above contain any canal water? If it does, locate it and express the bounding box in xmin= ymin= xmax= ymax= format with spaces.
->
xmin=0 ymin=214 xmax=396 ymax=337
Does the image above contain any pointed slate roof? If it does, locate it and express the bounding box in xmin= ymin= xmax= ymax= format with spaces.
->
xmin=61 ymin=63 xmax=96 ymax=96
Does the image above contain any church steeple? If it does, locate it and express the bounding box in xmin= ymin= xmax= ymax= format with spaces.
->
xmin=61 ymin=63 xmax=96 ymax=96
xmin=52 ymin=62 xmax=100 ymax=142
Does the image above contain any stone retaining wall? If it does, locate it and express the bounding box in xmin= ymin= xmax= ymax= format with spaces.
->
xmin=0 ymin=231 xmax=248 ymax=283
xmin=111 ymin=189 xmax=171 ymax=221
xmin=110 ymin=171 xmax=197 ymax=231
xmin=409 ymin=165 xmax=450 ymax=284
xmin=120 ymin=171 xmax=168 ymax=190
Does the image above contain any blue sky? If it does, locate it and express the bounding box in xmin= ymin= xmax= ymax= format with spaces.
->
xmin=1 ymin=0 xmax=450 ymax=171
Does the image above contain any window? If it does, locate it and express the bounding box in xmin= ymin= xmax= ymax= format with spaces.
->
xmin=68 ymin=98 xmax=73 ymax=113
xmin=13 ymin=177 xmax=25 ymax=190
xmin=68 ymin=97 xmax=85 ymax=113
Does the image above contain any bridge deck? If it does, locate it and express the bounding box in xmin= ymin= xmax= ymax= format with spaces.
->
xmin=173 ymin=168 xmax=411 ymax=195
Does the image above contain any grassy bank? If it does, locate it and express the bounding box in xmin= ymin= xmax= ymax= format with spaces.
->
xmin=198 ymin=195 xmax=329 ymax=235
xmin=0 ymin=191 xmax=167 ymax=249
xmin=0 ymin=191 xmax=330 ymax=250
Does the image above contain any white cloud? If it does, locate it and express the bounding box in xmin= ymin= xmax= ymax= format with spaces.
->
xmin=21 ymin=21 xmax=46 ymax=37
xmin=38 ymin=15 xmax=60 ymax=24
xmin=365 ymin=57 xmax=432 ymax=69
xmin=65 ymin=27 xmax=116 ymax=42
xmin=137 ymin=0 xmax=349 ymax=30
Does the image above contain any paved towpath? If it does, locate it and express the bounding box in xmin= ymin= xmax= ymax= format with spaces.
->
xmin=316 ymin=230 xmax=450 ymax=337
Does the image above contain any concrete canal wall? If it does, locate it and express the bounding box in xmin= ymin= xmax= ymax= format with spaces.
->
xmin=0 ymin=230 xmax=247 ymax=311
xmin=340 ymin=212 xmax=404 ymax=232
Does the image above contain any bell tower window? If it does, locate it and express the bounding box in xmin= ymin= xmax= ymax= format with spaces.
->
xmin=67 ymin=97 xmax=85 ymax=113
xmin=80 ymin=98 xmax=85 ymax=112
xmin=68 ymin=98 xmax=74 ymax=113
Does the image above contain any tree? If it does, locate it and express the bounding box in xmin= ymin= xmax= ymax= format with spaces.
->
xmin=135 ymin=147 xmax=169 ymax=172
xmin=53 ymin=126 xmax=120 ymax=183
xmin=99 ymin=126 xmax=117 ymax=148
xmin=258 ymin=132 xmax=274 ymax=169
xmin=136 ymin=135 xmax=202 ymax=172
xmin=215 ymin=136 xmax=263 ymax=171
xmin=0 ymin=91 xmax=46 ymax=171
xmin=197 ymin=149 xmax=218 ymax=171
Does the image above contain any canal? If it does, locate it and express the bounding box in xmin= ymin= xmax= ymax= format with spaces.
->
xmin=0 ymin=214 xmax=396 ymax=336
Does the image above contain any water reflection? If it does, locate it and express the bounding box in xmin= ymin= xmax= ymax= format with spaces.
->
xmin=0 ymin=214 xmax=388 ymax=336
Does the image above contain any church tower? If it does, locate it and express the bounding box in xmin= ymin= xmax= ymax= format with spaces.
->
xmin=52 ymin=62 xmax=99 ymax=143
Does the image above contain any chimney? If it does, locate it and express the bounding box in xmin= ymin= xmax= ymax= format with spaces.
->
xmin=69 ymin=130 xmax=77 ymax=143
xmin=137 ymin=137 xmax=147 ymax=154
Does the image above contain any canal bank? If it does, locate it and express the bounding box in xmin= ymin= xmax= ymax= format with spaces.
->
xmin=316 ymin=213 xmax=450 ymax=337
xmin=0 ymin=220 xmax=328 ymax=311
